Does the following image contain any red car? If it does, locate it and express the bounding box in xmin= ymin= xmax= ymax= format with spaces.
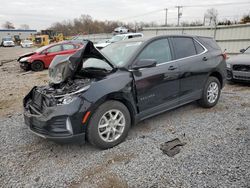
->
xmin=18 ymin=42 xmax=82 ymax=71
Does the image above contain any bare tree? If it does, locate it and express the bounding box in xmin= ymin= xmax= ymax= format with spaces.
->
xmin=204 ymin=8 xmax=218 ymax=26
xmin=2 ymin=21 xmax=15 ymax=29
xmin=19 ymin=24 xmax=30 ymax=30
xmin=240 ymin=14 xmax=250 ymax=23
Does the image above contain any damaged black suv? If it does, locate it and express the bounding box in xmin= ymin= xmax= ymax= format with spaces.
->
xmin=23 ymin=35 xmax=226 ymax=149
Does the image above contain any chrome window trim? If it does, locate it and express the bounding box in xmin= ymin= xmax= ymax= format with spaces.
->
xmin=156 ymin=38 xmax=208 ymax=66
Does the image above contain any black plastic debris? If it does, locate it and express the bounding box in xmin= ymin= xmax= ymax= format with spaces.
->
xmin=160 ymin=138 xmax=186 ymax=157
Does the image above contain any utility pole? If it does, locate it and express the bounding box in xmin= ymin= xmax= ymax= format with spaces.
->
xmin=165 ymin=8 xmax=168 ymax=26
xmin=176 ymin=6 xmax=182 ymax=26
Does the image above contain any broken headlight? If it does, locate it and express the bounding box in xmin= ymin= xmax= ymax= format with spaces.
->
xmin=20 ymin=57 xmax=31 ymax=62
xmin=56 ymin=85 xmax=90 ymax=105
xmin=58 ymin=95 xmax=76 ymax=105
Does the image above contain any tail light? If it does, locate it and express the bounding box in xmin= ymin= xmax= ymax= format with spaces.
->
xmin=222 ymin=52 xmax=227 ymax=60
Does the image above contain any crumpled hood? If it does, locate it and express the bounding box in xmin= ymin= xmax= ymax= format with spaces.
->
xmin=49 ymin=40 xmax=114 ymax=84
xmin=227 ymin=54 xmax=250 ymax=65
xmin=17 ymin=52 xmax=36 ymax=61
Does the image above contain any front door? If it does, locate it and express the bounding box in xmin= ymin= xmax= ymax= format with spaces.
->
xmin=44 ymin=44 xmax=63 ymax=67
xmin=132 ymin=38 xmax=180 ymax=116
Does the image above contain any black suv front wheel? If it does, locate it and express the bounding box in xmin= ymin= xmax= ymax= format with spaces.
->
xmin=198 ymin=76 xmax=221 ymax=108
xmin=87 ymin=100 xmax=131 ymax=149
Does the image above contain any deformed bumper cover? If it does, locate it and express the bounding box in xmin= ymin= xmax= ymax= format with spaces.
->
xmin=23 ymin=88 xmax=92 ymax=143
xmin=19 ymin=61 xmax=30 ymax=70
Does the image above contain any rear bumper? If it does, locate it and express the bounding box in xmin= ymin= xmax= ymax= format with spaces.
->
xmin=227 ymin=69 xmax=250 ymax=82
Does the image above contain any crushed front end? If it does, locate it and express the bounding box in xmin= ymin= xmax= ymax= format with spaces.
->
xmin=23 ymin=80 xmax=92 ymax=143
xmin=23 ymin=40 xmax=114 ymax=143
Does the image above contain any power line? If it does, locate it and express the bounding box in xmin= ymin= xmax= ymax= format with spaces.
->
xmin=183 ymin=1 xmax=250 ymax=7
xmin=117 ymin=1 xmax=250 ymax=21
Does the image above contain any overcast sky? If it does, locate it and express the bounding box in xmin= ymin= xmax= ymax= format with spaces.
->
xmin=0 ymin=0 xmax=250 ymax=30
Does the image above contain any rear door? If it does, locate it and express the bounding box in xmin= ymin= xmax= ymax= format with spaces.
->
xmin=132 ymin=38 xmax=180 ymax=116
xmin=170 ymin=37 xmax=207 ymax=103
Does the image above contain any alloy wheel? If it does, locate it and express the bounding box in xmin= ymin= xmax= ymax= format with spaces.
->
xmin=98 ymin=109 xmax=126 ymax=142
xmin=207 ymin=82 xmax=219 ymax=104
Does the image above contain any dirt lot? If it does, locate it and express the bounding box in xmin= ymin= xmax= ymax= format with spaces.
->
xmin=0 ymin=46 xmax=48 ymax=117
xmin=0 ymin=47 xmax=249 ymax=187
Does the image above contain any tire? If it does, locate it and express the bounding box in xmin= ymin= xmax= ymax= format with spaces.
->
xmin=87 ymin=100 xmax=131 ymax=149
xmin=198 ymin=76 xmax=221 ymax=108
xmin=31 ymin=61 xmax=44 ymax=71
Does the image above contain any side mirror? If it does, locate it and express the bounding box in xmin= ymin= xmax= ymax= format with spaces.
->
xmin=240 ymin=49 xmax=245 ymax=53
xmin=132 ymin=59 xmax=157 ymax=70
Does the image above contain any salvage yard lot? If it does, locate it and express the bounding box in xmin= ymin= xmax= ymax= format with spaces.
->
xmin=0 ymin=47 xmax=249 ymax=187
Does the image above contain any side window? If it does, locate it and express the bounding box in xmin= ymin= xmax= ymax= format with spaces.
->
xmin=47 ymin=45 xmax=62 ymax=53
xmin=63 ymin=44 xmax=75 ymax=50
xmin=137 ymin=39 xmax=172 ymax=64
xmin=172 ymin=37 xmax=196 ymax=59
xmin=194 ymin=40 xmax=205 ymax=54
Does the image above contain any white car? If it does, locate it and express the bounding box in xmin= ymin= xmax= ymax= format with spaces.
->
xmin=1 ymin=37 xmax=15 ymax=47
xmin=21 ymin=40 xmax=33 ymax=48
xmin=95 ymin=33 xmax=143 ymax=49
xmin=114 ymin=26 xmax=129 ymax=34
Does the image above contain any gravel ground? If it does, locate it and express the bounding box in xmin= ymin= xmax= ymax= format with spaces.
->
xmin=0 ymin=47 xmax=250 ymax=187
xmin=0 ymin=46 xmax=48 ymax=117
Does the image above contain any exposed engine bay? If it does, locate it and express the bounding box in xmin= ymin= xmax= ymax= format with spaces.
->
xmin=37 ymin=78 xmax=93 ymax=98
xmin=24 ymin=40 xmax=114 ymax=113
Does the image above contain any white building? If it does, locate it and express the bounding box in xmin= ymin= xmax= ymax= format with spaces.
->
xmin=0 ymin=29 xmax=37 ymax=42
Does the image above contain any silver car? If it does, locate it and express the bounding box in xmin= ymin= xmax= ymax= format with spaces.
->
xmin=226 ymin=46 xmax=250 ymax=82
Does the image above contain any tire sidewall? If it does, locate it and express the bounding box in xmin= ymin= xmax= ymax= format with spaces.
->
xmin=203 ymin=77 xmax=221 ymax=107
xmin=87 ymin=100 xmax=131 ymax=149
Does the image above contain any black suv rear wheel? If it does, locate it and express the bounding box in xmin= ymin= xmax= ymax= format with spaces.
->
xmin=87 ymin=100 xmax=131 ymax=149
xmin=198 ymin=76 xmax=221 ymax=108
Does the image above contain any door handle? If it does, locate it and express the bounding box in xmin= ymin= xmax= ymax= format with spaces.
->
xmin=202 ymin=57 xmax=208 ymax=61
xmin=168 ymin=66 xmax=177 ymax=71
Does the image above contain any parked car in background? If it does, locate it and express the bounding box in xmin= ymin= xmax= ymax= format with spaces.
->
xmin=18 ymin=42 xmax=82 ymax=71
xmin=23 ymin=35 xmax=226 ymax=149
xmin=1 ymin=37 xmax=15 ymax=47
xmin=114 ymin=26 xmax=129 ymax=34
xmin=226 ymin=46 xmax=250 ymax=82
xmin=95 ymin=33 xmax=143 ymax=49
xmin=21 ymin=40 xmax=34 ymax=48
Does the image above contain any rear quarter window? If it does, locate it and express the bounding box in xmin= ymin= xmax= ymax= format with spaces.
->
xmin=194 ymin=40 xmax=205 ymax=54
xmin=198 ymin=37 xmax=221 ymax=51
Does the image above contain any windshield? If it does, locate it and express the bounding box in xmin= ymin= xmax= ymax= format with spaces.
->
xmin=109 ymin=35 xmax=125 ymax=43
xmin=101 ymin=41 xmax=142 ymax=67
xmin=35 ymin=45 xmax=49 ymax=53
xmin=3 ymin=38 xmax=12 ymax=41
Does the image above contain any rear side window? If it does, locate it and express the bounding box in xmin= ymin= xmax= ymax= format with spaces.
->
xmin=172 ymin=37 xmax=196 ymax=59
xmin=194 ymin=40 xmax=205 ymax=54
xmin=47 ymin=45 xmax=62 ymax=53
xmin=199 ymin=37 xmax=220 ymax=50
xmin=63 ymin=44 xmax=75 ymax=50
xmin=137 ymin=39 xmax=172 ymax=64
